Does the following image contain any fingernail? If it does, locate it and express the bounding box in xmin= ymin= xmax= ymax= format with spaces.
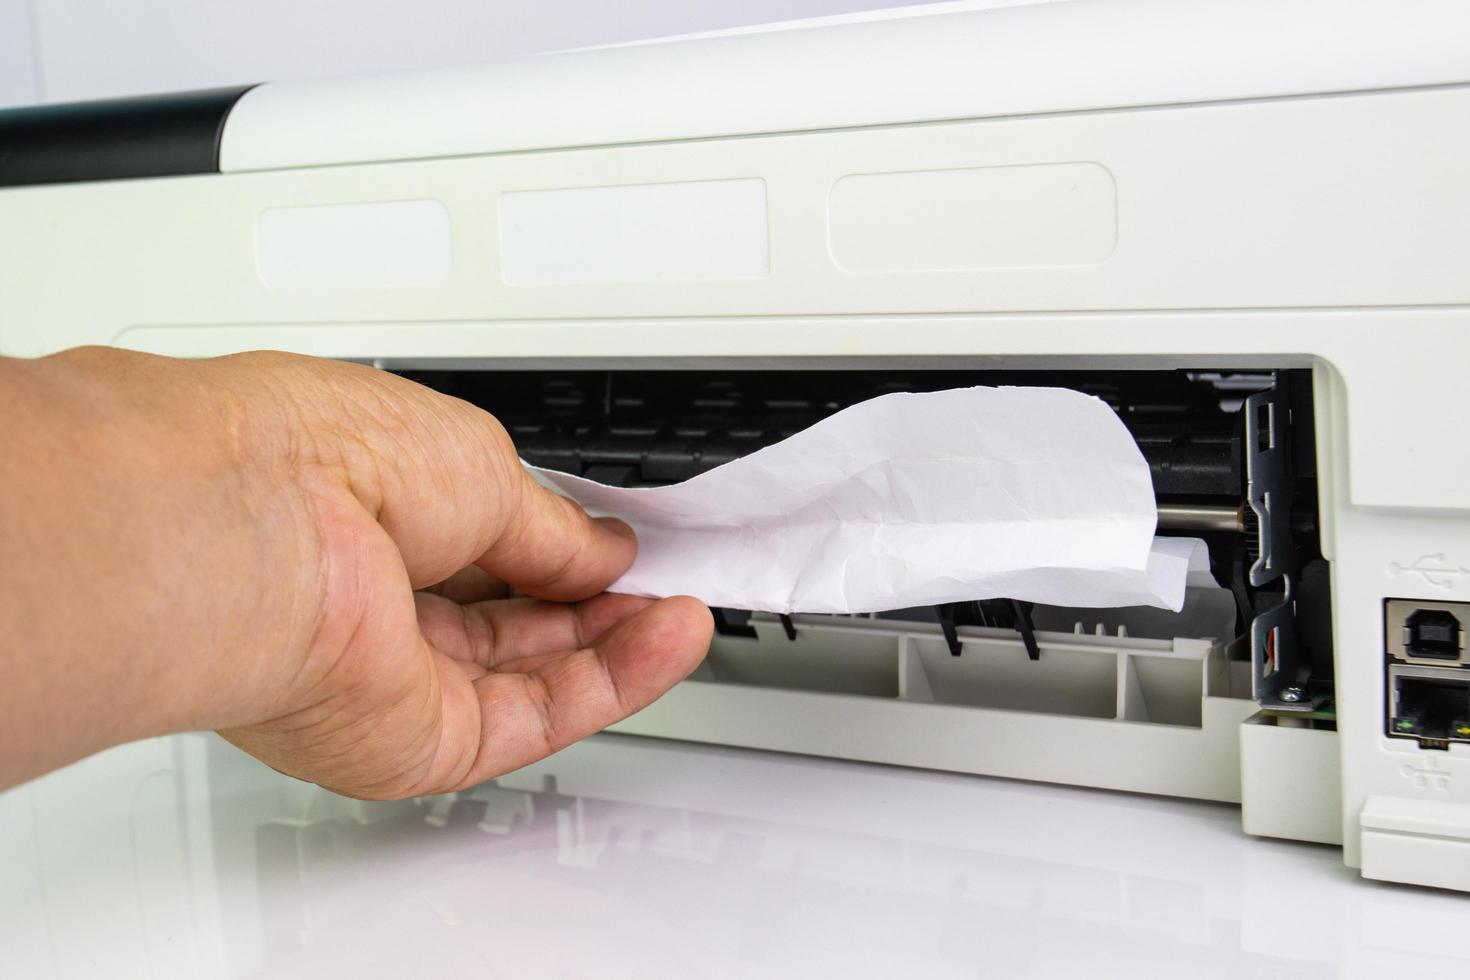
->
xmin=595 ymin=516 xmax=637 ymax=542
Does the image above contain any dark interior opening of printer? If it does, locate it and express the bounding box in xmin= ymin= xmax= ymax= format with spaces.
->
xmin=397 ymin=367 xmax=1332 ymax=715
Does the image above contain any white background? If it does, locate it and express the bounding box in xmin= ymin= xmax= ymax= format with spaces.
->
xmin=0 ymin=0 xmax=971 ymax=107
xmin=9 ymin=4 xmax=1466 ymax=974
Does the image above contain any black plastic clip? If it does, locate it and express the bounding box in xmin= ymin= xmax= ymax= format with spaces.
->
xmin=1008 ymin=599 xmax=1041 ymax=661
xmin=778 ymin=614 xmax=798 ymax=641
xmin=937 ymin=602 xmax=964 ymax=657
xmin=711 ymin=607 xmax=759 ymax=639
xmin=936 ymin=599 xmax=1039 ymax=659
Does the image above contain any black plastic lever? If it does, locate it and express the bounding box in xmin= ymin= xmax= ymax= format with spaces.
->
xmin=935 ymin=599 xmax=1040 ymax=659
xmin=711 ymin=607 xmax=759 ymax=639
xmin=937 ymin=602 xmax=964 ymax=657
xmin=1009 ymin=599 xmax=1041 ymax=661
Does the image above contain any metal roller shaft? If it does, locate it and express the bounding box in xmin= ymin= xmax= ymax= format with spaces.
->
xmin=1156 ymin=502 xmax=1244 ymax=533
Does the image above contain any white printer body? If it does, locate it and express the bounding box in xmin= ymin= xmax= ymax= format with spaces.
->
xmin=4 ymin=0 xmax=1470 ymax=891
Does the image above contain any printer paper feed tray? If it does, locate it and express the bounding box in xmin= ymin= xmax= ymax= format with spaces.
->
xmin=529 ymin=386 xmax=1200 ymax=615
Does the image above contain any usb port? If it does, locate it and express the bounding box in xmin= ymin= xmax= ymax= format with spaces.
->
xmin=1386 ymin=599 xmax=1469 ymax=666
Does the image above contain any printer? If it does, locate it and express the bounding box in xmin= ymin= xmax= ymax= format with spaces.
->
xmin=3 ymin=0 xmax=1469 ymax=893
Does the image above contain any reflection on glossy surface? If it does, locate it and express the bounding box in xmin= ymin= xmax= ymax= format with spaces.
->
xmin=2 ymin=731 xmax=1467 ymax=978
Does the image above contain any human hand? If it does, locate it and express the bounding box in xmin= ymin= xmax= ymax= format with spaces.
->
xmin=0 ymin=348 xmax=712 ymax=796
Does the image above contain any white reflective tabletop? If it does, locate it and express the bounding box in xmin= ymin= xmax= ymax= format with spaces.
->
xmin=3 ymin=731 xmax=1466 ymax=978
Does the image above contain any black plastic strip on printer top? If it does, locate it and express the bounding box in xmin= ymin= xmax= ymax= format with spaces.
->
xmin=0 ymin=85 xmax=257 ymax=188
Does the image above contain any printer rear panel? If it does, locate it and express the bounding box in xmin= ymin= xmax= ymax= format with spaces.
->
xmin=399 ymin=366 xmax=1330 ymax=749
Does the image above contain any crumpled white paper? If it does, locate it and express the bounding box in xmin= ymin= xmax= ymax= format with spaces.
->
xmin=528 ymin=386 xmax=1210 ymax=614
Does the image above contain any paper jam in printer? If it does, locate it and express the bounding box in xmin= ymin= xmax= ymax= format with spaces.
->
xmin=529 ymin=386 xmax=1207 ymax=615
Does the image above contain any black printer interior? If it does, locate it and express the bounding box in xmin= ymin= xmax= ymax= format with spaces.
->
xmin=396 ymin=366 xmax=1332 ymax=715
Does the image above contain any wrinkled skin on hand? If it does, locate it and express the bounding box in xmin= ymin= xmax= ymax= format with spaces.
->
xmin=0 ymin=348 xmax=712 ymax=796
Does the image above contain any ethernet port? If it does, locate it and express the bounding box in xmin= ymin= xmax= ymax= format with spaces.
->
xmin=1407 ymin=609 xmax=1462 ymax=660
xmin=1388 ymin=664 xmax=1470 ymax=745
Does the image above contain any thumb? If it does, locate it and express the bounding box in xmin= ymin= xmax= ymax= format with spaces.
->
xmin=477 ymin=468 xmax=639 ymax=602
